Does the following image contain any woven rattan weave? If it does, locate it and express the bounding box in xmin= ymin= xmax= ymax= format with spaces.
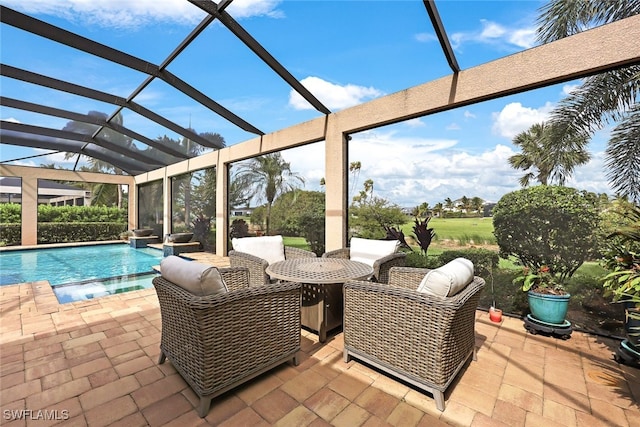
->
xmin=229 ymin=245 xmax=316 ymax=286
xmin=153 ymin=267 xmax=302 ymax=417
xmin=266 ymin=258 xmax=373 ymax=284
xmin=322 ymin=247 xmax=406 ymax=283
xmin=343 ymin=266 xmax=485 ymax=411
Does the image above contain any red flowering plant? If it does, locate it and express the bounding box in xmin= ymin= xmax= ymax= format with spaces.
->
xmin=513 ymin=265 xmax=568 ymax=295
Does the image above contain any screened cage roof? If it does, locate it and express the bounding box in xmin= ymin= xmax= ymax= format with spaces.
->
xmin=0 ymin=1 xmax=637 ymax=176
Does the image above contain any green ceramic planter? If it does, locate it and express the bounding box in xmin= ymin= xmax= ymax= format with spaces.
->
xmin=527 ymin=291 xmax=570 ymax=325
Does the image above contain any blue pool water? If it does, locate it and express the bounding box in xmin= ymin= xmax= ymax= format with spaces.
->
xmin=0 ymin=244 xmax=163 ymax=303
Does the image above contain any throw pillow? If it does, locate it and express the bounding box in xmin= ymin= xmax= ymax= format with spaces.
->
xmin=231 ymin=235 xmax=285 ymax=265
xmin=417 ymin=257 xmax=474 ymax=298
xmin=160 ymin=255 xmax=228 ymax=296
xmin=349 ymin=237 xmax=400 ymax=267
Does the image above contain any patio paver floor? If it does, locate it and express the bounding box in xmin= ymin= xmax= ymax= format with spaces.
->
xmin=1 ymin=254 xmax=639 ymax=426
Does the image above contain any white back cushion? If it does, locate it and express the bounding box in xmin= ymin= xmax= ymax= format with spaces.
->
xmin=417 ymin=258 xmax=474 ymax=298
xmin=231 ymin=235 xmax=285 ymax=265
xmin=160 ymin=255 xmax=228 ymax=296
xmin=349 ymin=237 xmax=400 ymax=267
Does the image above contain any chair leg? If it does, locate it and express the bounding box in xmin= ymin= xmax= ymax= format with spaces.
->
xmin=473 ymin=346 xmax=477 ymax=361
xmin=433 ymin=390 xmax=446 ymax=411
xmin=292 ymin=353 xmax=299 ymax=366
xmin=158 ymin=350 xmax=166 ymax=364
xmin=197 ymin=396 xmax=212 ymax=418
xmin=343 ymin=349 xmax=351 ymax=363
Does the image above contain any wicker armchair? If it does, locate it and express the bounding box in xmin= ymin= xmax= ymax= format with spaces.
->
xmin=343 ymin=266 xmax=485 ymax=411
xmin=322 ymin=245 xmax=405 ymax=283
xmin=230 ymin=245 xmax=316 ymax=287
xmin=153 ymin=267 xmax=302 ymax=417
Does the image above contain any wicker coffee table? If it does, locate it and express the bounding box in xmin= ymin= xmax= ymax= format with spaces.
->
xmin=266 ymin=258 xmax=373 ymax=342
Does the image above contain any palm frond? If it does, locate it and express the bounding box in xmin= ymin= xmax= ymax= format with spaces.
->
xmin=605 ymin=106 xmax=640 ymax=203
xmin=549 ymin=66 xmax=640 ymax=139
xmin=537 ymin=0 xmax=640 ymax=43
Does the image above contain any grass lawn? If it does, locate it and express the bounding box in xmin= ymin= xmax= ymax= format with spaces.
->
xmin=401 ymin=217 xmax=496 ymax=245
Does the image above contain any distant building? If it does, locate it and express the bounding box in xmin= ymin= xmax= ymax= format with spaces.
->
xmin=230 ymin=207 xmax=254 ymax=217
xmin=0 ymin=177 xmax=91 ymax=206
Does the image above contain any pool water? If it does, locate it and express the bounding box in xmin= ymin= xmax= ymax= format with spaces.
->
xmin=0 ymin=244 xmax=163 ymax=303
xmin=53 ymin=273 xmax=156 ymax=304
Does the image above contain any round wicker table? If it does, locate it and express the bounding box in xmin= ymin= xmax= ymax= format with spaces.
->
xmin=266 ymin=258 xmax=373 ymax=342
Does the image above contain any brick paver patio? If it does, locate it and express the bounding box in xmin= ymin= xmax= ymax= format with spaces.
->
xmin=1 ymin=254 xmax=639 ymax=426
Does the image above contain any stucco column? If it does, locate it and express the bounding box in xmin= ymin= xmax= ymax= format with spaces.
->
xmin=215 ymin=152 xmax=230 ymax=255
xmin=324 ymin=116 xmax=348 ymax=252
xmin=20 ymin=176 xmax=38 ymax=246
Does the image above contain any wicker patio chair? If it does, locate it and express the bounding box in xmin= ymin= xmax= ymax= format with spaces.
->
xmin=153 ymin=267 xmax=302 ymax=417
xmin=343 ymin=266 xmax=485 ymax=411
xmin=322 ymin=237 xmax=405 ymax=283
xmin=230 ymin=235 xmax=316 ymax=286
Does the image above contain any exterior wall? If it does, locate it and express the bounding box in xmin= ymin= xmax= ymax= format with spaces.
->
xmin=3 ymin=15 xmax=640 ymax=250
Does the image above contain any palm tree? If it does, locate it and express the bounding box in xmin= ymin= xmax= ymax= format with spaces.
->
xmin=433 ymin=202 xmax=444 ymax=218
xmin=508 ymin=122 xmax=590 ymax=187
xmin=471 ymin=197 xmax=484 ymax=216
xmin=234 ymin=153 xmax=305 ymax=234
xmin=536 ymin=0 xmax=640 ymax=202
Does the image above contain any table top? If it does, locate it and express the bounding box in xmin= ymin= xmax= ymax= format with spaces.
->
xmin=266 ymin=258 xmax=373 ymax=284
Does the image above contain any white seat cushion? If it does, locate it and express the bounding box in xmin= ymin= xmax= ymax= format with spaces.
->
xmin=231 ymin=235 xmax=285 ymax=265
xmin=417 ymin=258 xmax=474 ymax=298
xmin=349 ymin=237 xmax=400 ymax=267
xmin=160 ymin=255 xmax=228 ymax=296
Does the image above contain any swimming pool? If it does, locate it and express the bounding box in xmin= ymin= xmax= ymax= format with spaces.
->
xmin=0 ymin=243 xmax=163 ymax=303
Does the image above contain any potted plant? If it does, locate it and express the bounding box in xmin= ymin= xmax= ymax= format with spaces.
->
xmin=601 ymin=203 xmax=640 ymax=345
xmin=514 ymin=265 xmax=570 ymax=324
xmin=493 ymin=185 xmax=600 ymax=325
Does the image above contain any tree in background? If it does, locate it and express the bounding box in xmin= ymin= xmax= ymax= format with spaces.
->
xmin=234 ymin=153 xmax=305 ymax=235
xmin=433 ymin=202 xmax=444 ymax=218
xmin=536 ymin=0 xmax=640 ymax=202
xmin=270 ymin=190 xmax=326 ymax=255
xmin=471 ymin=197 xmax=484 ymax=216
xmin=508 ymin=122 xmax=590 ymax=187
xmin=411 ymin=202 xmax=430 ymax=218
xmin=349 ymin=178 xmax=407 ymax=239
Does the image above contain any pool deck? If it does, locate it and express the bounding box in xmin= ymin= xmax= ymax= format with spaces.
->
xmin=1 ymin=251 xmax=640 ymax=426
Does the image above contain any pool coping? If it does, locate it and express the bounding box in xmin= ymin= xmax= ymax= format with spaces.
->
xmin=0 ymin=240 xmax=125 ymax=252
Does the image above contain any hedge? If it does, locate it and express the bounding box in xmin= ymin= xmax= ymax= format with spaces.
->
xmin=0 ymin=222 xmax=127 ymax=246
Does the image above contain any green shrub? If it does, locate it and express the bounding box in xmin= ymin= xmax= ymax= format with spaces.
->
xmin=438 ymin=248 xmax=499 ymax=275
xmin=0 ymin=223 xmax=21 ymax=246
xmin=404 ymin=251 xmax=441 ymax=269
xmin=0 ymin=203 xmax=21 ymax=223
xmin=493 ymin=185 xmax=600 ymax=283
xmin=37 ymin=222 xmax=127 ymax=244
xmin=37 ymin=205 xmax=126 ymax=223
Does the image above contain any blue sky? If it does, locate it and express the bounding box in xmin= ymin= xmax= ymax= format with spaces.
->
xmin=0 ymin=0 xmax=613 ymax=207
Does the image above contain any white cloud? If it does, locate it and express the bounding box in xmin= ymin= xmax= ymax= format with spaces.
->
xmin=1 ymin=117 xmax=21 ymax=124
xmin=347 ymin=135 xmax=521 ymax=206
xmin=415 ymin=32 xmax=437 ymax=43
xmin=463 ymin=111 xmax=476 ymax=120
xmin=491 ymin=102 xmax=554 ymax=139
xmin=404 ymin=118 xmax=426 ymax=128
xmin=289 ymin=77 xmax=384 ymax=111
xmin=479 ymin=20 xmax=506 ymax=39
xmin=451 ymin=19 xmax=536 ymax=51
xmin=446 ymin=123 xmax=461 ymax=131
xmin=509 ymin=29 xmax=537 ymax=49
xmin=1 ymin=0 xmax=283 ymax=28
